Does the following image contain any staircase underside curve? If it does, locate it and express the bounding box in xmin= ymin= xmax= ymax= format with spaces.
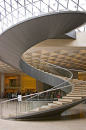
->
xmin=8 ymin=98 xmax=86 ymax=120
xmin=0 ymin=11 xmax=86 ymax=120
xmin=0 ymin=11 xmax=86 ymax=70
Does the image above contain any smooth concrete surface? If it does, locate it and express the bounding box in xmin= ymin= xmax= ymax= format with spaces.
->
xmin=0 ymin=99 xmax=86 ymax=130
xmin=0 ymin=116 xmax=86 ymax=130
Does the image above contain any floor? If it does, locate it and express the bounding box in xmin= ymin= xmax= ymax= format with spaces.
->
xmin=0 ymin=118 xmax=86 ymax=130
xmin=0 ymin=99 xmax=86 ymax=130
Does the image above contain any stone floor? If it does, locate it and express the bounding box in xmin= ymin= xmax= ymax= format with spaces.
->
xmin=0 ymin=98 xmax=86 ymax=130
xmin=0 ymin=118 xmax=86 ymax=130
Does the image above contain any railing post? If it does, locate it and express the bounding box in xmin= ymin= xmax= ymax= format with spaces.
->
xmin=16 ymin=101 xmax=17 ymax=116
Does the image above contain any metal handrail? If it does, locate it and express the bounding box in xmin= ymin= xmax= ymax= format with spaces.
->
xmin=22 ymin=52 xmax=73 ymax=79
xmin=1 ymin=80 xmax=86 ymax=104
xmin=21 ymin=52 xmax=73 ymax=94
xmin=0 ymin=4 xmax=73 ymax=106
xmin=1 ymin=54 xmax=73 ymax=103
xmin=22 ymin=52 xmax=73 ymax=93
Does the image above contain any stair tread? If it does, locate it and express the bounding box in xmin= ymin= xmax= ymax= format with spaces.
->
xmin=53 ymin=101 xmax=67 ymax=105
xmin=58 ymin=99 xmax=72 ymax=102
xmin=63 ymin=96 xmax=81 ymax=99
xmin=48 ymin=103 xmax=59 ymax=108
xmin=41 ymin=105 xmax=49 ymax=108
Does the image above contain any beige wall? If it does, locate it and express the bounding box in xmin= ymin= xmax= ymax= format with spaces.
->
xmin=28 ymin=32 xmax=86 ymax=53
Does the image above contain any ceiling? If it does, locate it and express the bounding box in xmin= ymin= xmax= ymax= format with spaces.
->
xmin=0 ymin=60 xmax=21 ymax=74
xmin=23 ymin=48 xmax=86 ymax=71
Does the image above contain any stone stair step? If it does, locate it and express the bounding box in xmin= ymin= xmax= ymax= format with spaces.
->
xmin=53 ymin=101 xmax=67 ymax=105
xmin=63 ymin=96 xmax=81 ymax=99
xmin=38 ymin=105 xmax=50 ymax=111
xmin=74 ymin=89 xmax=86 ymax=90
xmin=71 ymin=92 xmax=86 ymax=93
xmin=74 ymin=88 xmax=86 ymax=89
xmin=9 ymin=114 xmax=16 ymax=117
xmin=72 ymin=79 xmax=83 ymax=83
xmin=30 ymin=108 xmax=40 ymax=112
xmin=58 ymin=99 xmax=72 ymax=102
xmin=67 ymin=94 xmax=82 ymax=97
xmin=67 ymin=94 xmax=86 ymax=97
xmin=73 ymin=88 xmax=86 ymax=89
xmin=70 ymin=92 xmax=86 ymax=94
xmin=70 ymin=93 xmax=86 ymax=95
xmin=74 ymin=85 xmax=86 ymax=87
xmin=73 ymin=90 xmax=86 ymax=92
xmin=48 ymin=103 xmax=59 ymax=108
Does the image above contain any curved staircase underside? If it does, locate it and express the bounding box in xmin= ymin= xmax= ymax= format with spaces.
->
xmin=0 ymin=12 xmax=86 ymax=120
xmin=0 ymin=11 xmax=86 ymax=70
xmin=8 ymin=98 xmax=86 ymax=120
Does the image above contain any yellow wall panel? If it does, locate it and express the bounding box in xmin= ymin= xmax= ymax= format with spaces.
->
xmin=4 ymin=74 xmax=36 ymax=93
xmin=78 ymin=72 xmax=86 ymax=81
xmin=20 ymin=74 xmax=36 ymax=91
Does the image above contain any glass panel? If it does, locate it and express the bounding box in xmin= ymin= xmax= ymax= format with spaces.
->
xmin=1 ymin=81 xmax=86 ymax=119
xmin=59 ymin=0 xmax=68 ymax=8
xmin=79 ymin=0 xmax=86 ymax=10
xmin=49 ymin=0 xmax=58 ymax=11
xmin=41 ymin=1 xmax=48 ymax=13
xmin=0 ymin=0 xmax=86 ymax=33
xmin=1 ymin=101 xmax=17 ymax=118
xmin=78 ymin=26 xmax=85 ymax=32
xmin=68 ymin=0 xmax=77 ymax=11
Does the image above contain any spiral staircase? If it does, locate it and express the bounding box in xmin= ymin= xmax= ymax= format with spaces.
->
xmin=0 ymin=11 xmax=86 ymax=120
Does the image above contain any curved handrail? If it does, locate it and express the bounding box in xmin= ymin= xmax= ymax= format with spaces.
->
xmin=21 ymin=51 xmax=73 ymax=91
xmin=1 ymin=48 xmax=73 ymax=104
xmin=1 ymin=54 xmax=74 ymax=103
xmin=0 ymin=2 xmax=86 ymax=119
xmin=1 ymin=80 xmax=86 ymax=104
xmin=22 ymin=51 xmax=73 ymax=80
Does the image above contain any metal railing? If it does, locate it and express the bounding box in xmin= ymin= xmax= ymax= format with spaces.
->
xmin=1 ymin=49 xmax=73 ymax=118
xmin=1 ymin=81 xmax=86 ymax=119
xmin=22 ymin=51 xmax=73 ymax=80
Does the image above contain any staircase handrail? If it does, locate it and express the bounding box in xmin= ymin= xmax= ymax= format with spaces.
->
xmin=22 ymin=52 xmax=73 ymax=81
xmin=22 ymin=52 xmax=73 ymax=94
xmin=1 ymin=81 xmax=86 ymax=104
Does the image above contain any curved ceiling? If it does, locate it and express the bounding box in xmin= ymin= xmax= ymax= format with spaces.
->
xmin=23 ymin=47 xmax=86 ymax=71
xmin=0 ymin=60 xmax=20 ymax=73
xmin=0 ymin=12 xmax=86 ymax=71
